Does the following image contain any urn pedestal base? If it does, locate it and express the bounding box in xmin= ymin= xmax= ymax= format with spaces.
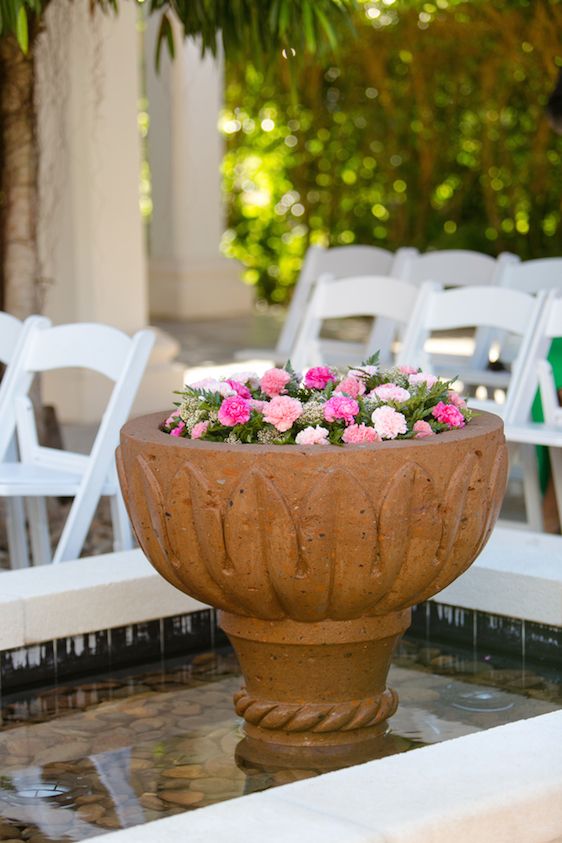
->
xmin=220 ymin=609 xmax=411 ymax=763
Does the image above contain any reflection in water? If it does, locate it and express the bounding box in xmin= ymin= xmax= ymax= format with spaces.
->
xmin=0 ymin=640 xmax=560 ymax=842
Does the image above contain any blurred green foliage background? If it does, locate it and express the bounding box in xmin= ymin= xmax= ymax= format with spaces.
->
xmin=220 ymin=0 xmax=562 ymax=304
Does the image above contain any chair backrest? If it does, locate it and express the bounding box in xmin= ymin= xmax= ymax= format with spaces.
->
xmin=501 ymin=258 xmax=562 ymax=295
xmin=398 ymin=282 xmax=548 ymax=417
xmin=398 ymin=249 xmax=516 ymax=288
xmin=0 ymin=321 xmax=155 ymax=465
xmin=276 ymin=245 xmax=414 ymax=358
xmin=291 ymin=274 xmax=420 ymax=370
xmin=506 ymin=292 xmax=562 ymax=424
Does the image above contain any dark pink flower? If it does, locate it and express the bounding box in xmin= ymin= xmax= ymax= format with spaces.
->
xmin=226 ymin=379 xmax=252 ymax=399
xmin=304 ymin=366 xmax=337 ymax=390
xmin=432 ymin=401 xmax=465 ymax=429
xmin=170 ymin=421 xmax=186 ymax=437
xmin=323 ymin=395 xmax=359 ymax=426
xmin=218 ymin=397 xmax=252 ymax=427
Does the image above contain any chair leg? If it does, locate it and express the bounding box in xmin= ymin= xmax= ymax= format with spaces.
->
xmin=519 ymin=444 xmax=544 ymax=532
xmin=109 ymin=492 xmax=134 ymax=552
xmin=26 ymin=497 xmax=52 ymax=565
xmin=5 ymin=498 xmax=30 ymax=569
xmin=549 ymin=447 xmax=562 ymax=535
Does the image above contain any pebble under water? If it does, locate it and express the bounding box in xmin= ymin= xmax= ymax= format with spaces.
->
xmin=0 ymin=638 xmax=560 ymax=842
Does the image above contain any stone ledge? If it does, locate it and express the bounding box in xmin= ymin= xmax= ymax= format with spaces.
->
xmin=0 ymin=550 xmax=206 ymax=647
xmin=432 ymin=526 xmax=562 ymax=626
xmin=83 ymin=710 xmax=562 ymax=843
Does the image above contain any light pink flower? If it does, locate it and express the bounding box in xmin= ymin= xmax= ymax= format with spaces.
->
xmin=226 ymin=378 xmax=252 ymax=399
xmin=218 ymin=397 xmax=252 ymax=427
xmin=229 ymin=370 xmax=259 ymax=386
xmin=304 ymin=366 xmax=337 ymax=390
xmin=295 ymin=426 xmax=330 ymax=445
xmin=409 ymin=372 xmax=438 ymax=389
xmin=323 ymin=395 xmax=360 ymax=426
xmin=263 ymin=396 xmax=303 ymax=432
xmin=432 ymin=401 xmax=465 ymax=428
xmin=260 ymin=368 xmax=291 ymax=397
xmin=342 ymin=424 xmax=381 ymax=444
xmin=447 ymin=390 xmax=467 ymax=409
xmin=413 ymin=420 xmax=434 ymax=439
xmin=372 ymin=383 xmax=411 ymax=404
xmin=399 ymin=365 xmax=418 ymax=375
xmin=191 ymin=378 xmax=236 ymax=398
xmin=336 ymin=376 xmax=366 ymax=398
xmin=191 ymin=421 xmax=210 ymax=439
xmin=165 ymin=413 xmax=181 ymax=427
xmin=372 ymin=406 xmax=408 ymax=439
xmin=170 ymin=421 xmax=186 ymax=437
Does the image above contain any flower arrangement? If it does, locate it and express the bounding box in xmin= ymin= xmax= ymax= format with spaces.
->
xmin=162 ymin=355 xmax=472 ymax=446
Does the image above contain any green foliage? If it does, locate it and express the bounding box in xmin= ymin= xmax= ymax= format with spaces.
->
xmin=221 ymin=0 xmax=562 ymax=303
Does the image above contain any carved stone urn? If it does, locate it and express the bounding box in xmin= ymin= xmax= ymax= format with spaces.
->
xmin=117 ymin=411 xmax=507 ymax=762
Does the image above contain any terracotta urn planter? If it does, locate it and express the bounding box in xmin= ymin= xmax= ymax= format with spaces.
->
xmin=117 ymin=410 xmax=507 ymax=762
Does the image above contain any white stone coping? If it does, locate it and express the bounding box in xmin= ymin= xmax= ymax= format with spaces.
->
xmin=433 ymin=526 xmax=562 ymax=626
xmin=0 ymin=550 xmax=206 ymax=650
xmin=83 ymin=710 xmax=562 ymax=843
xmin=0 ymin=526 xmax=561 ymax=652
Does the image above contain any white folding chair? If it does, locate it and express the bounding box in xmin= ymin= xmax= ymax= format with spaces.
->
xmin=398 ymin=283 xmax=547 ymax=417
xmin=0 ymin=313 xmax=51 ymax=568
xmin=398 ymin=283 xmax=549 ymax=531
xmin=397 ymin=250 xmax=518 ymax=376
xmin=504 ymin=293 xmax=562 ymax=531
xmin=490 ymin=258 xmax=562 ymax=379
xmin=291 ymin=274 xmax=421 ymax=372
xmin=235 ymin=245 xmax=417 ymax=363
xmin=0 ymin=321 xmax=155 ymax=565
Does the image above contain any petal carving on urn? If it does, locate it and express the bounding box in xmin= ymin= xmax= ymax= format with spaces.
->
xmin=271 ymin=468 xmax=378 ymax=621
xmin=133 ymin=455 xmax=189 ymax=595
xmin=294 ymin=468 xmax=377 ymax=621
xmin=472 ymin=443 xmax=509 ymax=559
xmin=222 ymin=468 xmax=289 ymax=619
xmin=407 ymin=450 xmax=490 ymax=606
xmin=372 ymin=462 xmax=441 ymax=614
xmin=166 ymin=463 xmax=241 ymax=613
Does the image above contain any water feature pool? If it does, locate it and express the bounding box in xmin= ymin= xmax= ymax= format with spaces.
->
xmin=0 ymin=636 xmax=560 ymax=843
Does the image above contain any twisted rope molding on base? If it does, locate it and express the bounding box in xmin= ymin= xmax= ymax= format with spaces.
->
xmin=233 ymin=687 xmax=398 ymax=733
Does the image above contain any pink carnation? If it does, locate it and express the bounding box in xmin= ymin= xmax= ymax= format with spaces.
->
xmin=372 ymin=383 xmax=411 ymax=404
xmin=413 ymin=420 xmax=434 ymax=439
xmin=263 ymin=396 xmax=303 ymax=432
xmin=260 ymin=368 xmax=291 ymax=397
xmin=399 ymin=365 xmax=418 ymax=375
xmin=372 ymin=406 xmax=408 ymax=439
xmin=342 ymin=424 xmax=381 ymax=444
xmin=409 ymin=372 xmax=438 ymax=389
xmin=323 ymin=395 xmax=360 ymax=426
xmin=304 ymin=366 xmax=337 ymax=390
xmin=191 ymin=421 xmax=209 ymax=440
xmin=432 ymin=401 xmax=465 ymax=429
xmin=218 ymin=397 xmax=251 ymax=427
xmin=448 ymin=390 xmax=467 ymax=409
xmin=170 ymin=421 xmax=186 ymax=437
xmin=336 ymin=376 xmax=366 ymax=398
xmin=226 ymin=379 xmax=252 ymax=399
xmin=165 ymin=413 xmax=181 ymax=427
xmin=295 ymin=426 xmax=330 ymax=445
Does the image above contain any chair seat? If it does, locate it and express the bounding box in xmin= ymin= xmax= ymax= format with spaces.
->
xmin=0 ymin=463 xmax=117 ymax=496
xmin=505 ymin=422 xmax=562 ymax=447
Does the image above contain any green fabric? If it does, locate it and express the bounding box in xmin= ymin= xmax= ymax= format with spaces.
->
xmin=531 ymin=338 xmax=562 ymax=493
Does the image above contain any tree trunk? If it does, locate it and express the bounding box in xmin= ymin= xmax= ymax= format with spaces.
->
xmin=0 ymin=34 xmax=40 ymax=318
